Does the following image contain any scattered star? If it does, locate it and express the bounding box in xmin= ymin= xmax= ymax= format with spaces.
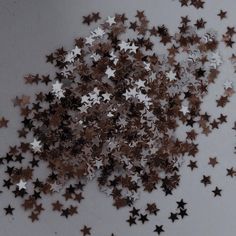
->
xmin=4 ymin=205 xmax=14 ymax=215
xmin=154 ymin=225 xmax=164 ymax=235
xmin=168 ymin=212 xmax=179 ymax=222
xmin=80 ymin=225 xmax=91 ymax=236
xmin=105 ymin=66 xmax=115 ymax=78
xmin=212 ymin=186 xmax=222 ymax=197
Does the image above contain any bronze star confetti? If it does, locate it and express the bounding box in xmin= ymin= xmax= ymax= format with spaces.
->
xmin=208 ymin=157 xmax=218 ymax=167
xmin=0 ymin=117 xmax=9 ymax=128
xmin=218 ymin=10 xmax=227 ymax=20
xmin=80 ymin=225 xmax=91 ymax=236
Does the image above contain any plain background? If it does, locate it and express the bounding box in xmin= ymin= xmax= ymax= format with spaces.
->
xmin=1 ymin=0 xmax=236 ymax=235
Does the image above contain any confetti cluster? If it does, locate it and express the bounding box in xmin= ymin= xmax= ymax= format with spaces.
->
xmin=2 ymin=2 xmax=236 ymax=235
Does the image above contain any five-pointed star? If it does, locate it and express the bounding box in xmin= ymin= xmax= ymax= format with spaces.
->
xmin=30 ymin=138 xmax=42 ymax=152
xmin=129 ymin=43 xmax=138 ymax=53
xmin=218 ymin=10 xmax=227 ymax=20
xmin=208 ymin=157 xmax=218 ymax=167
xmin=180 ymin=105 xmax=189 ymax=115
xmin=92 ymin=27 xmax=105 ymax=38
xmin=166 ymin=70 xmax=177 ymax=81
xmin=168 ymin=212 xmax=179 ymax=222
xmin=80 ymin=225 xmax=91 ymax=236
xmin=52 ymin=80 xmax=63 ymax=93
xmin=201 ymin=175 xmax=211 ymax=186
xmin=106 ymin=16 xmax=116 ymax=26
xmin=212 ymin=186 xmax=222 ymax=197
xmin=149 ymin=72 xmax=157 ymax=81
xmin=135 ymin=79 xmax=146 ymax=88
xmin=0 ymin=117 xmax=9 ymax=128
xmin=65 ymin=52 xmax=75 ymax=63
xmin=102 ymin=92 xmax=111 ymax=101
xmin=126 ymin=215 xmax=136 ymax=226
xmin=72 ymin=46 xmax=81 ymax=56
xmin=94 ymin=159 xmax=103 ymax=169
xmin=226 ymin=167 xmax=236 ymax=177
xmin=4 ymin=205 xmax=15 ymax=215
xmin=85 ymin=36 xmax=95 ymax=45
xmin=187 ymin=160 xmax=198 ymax=170
xmin=90 ymin=53 xmax=101 ymax=61
xmin=50 ymin=182 xmax=62 ymax=192
xmin=154 ymin=225 xmax=164 ymax=235
xmin=224 ymin=80 xmax=233 ymax=89
xmin=16 ymin=179 xmax=27 ymax=190
xmin=176 ymin=199 xmax=187 ymax=209
xmin=179 ymin=208 xmax=188 ymax=218
xmin=105 ymin=66 xmax=115 ymax=78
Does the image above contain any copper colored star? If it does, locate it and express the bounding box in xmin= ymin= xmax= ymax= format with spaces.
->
xmin=208 ymin=157 xmax=218 ymax=167
xmin=80 ymin=225 xmax=91 ymax=236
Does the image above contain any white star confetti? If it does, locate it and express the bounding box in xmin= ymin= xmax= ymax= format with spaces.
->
xmin=224 ymin=80 xmax=233 ymax=89
xmin=180 ymin=105 xmax=189 ymax=115
xmin=166 ymin=70 xmax=177 ymax=81
xmin=106 ymin=16 xmax=116 ymax=26
xmin=16 ymin=179 xmax=27 ymax=190
xmin=30 ymin=138 xmax=42 ymax=153
xmin=105 ymin=66 xmax=115 ymax=78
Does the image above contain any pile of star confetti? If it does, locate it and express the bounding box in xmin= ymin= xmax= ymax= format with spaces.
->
xmin=2 ymin=1 xmax=236 ymax=235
